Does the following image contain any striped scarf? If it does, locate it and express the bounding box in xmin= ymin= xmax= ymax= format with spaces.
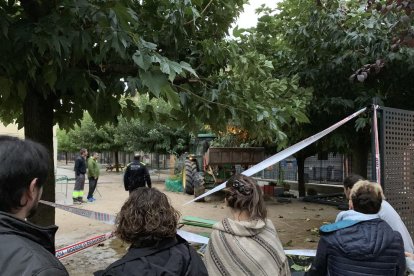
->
xmin=205 ymin=218 xmax=291 ymax=276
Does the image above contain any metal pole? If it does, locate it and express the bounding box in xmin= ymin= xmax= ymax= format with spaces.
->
xmin=379 ymin=108 xmax=385 ymax=189
xmin=371 ymin=100 xmax=377 ymax=181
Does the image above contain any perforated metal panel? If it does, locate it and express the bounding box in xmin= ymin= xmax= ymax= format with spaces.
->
xmin=381 ymin=107 xmax=414 ymax=236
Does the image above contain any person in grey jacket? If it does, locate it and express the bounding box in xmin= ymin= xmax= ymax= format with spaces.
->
xmin=0 ymin=135 xmax=68 ymax=276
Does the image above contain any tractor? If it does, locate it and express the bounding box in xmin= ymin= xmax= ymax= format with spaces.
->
xmin=178 ymin=134 xmax=265 ymax=200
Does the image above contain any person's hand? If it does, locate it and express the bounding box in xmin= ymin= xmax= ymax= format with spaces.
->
xmin=406 ymin=252 xmax=414 ymax=260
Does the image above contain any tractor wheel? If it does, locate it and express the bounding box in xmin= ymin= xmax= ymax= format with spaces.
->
xmin=194 ymin=176 xmax=206 ymax=202
xmin=183 ymin=159 xmax=197 ymax=195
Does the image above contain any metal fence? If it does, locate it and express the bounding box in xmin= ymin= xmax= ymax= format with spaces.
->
xmin=58 ymin=151 xmax=172 ymax=169
xmin=381 ymin=106 xmax=414 ymax=236
xmin=244 ymin=153 xmax=345 ymax=184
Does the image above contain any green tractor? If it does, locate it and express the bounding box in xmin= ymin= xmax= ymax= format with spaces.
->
xmin=179 ymin=134 xmax=265 ymax=200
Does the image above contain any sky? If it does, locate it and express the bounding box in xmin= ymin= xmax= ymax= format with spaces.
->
xmin=235 ymin=0 xmax=281 ymax=29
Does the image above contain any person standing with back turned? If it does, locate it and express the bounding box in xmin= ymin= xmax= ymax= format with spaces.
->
xmin=123 ymin=154 xmax=151 ymax=193
xmin=0 ymin=135 xmax=68 ymax=276
xmin=73 ymin=148 xmax=88 ymax=203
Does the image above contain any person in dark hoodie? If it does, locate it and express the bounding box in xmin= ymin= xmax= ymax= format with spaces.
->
xmin=306 ymin=180 xmax=406 ymax=276
xmin=95 ymin=187 xmax=207 ymax=276
xmin=0 ymin=135 xmax=68 ymax=276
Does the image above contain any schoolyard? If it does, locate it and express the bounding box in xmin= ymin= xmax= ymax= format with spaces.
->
xmin=54 ymin=164 xmax=338 ymax=275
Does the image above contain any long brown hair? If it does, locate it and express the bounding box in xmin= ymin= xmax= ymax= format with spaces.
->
xmin=225 ymin=174 xmax=267 ymax=220
xmin=115 ymin=187 xmax=180 ymax=244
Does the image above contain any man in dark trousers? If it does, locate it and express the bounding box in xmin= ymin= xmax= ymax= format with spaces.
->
xmin=87 ymin=152 xmax=100 ymax=202
xmin=0 ymin=135 xmax=69 ymax=276
xmin=73 ymin=148 xmax=88 ymax=203
xmin=124 ymin=154 xmax=151 ymax=193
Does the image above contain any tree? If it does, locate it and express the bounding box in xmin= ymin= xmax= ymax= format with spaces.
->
xmin=1 ymin=0 xmax=314 ymax=225
xmin=114 ymin=95 xmax=190 ymax=155
xmin=56 ymin=129 xmax=77 ymax=164
xmin=237 ymin=0 xmax=414 ymax=195
xmin=0 ymin=0 xmax=245 ymax=225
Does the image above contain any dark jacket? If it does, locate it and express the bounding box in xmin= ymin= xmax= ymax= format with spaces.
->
xmin=94 ymin=235 xmax=208 ymax=276
xmin=123 ymin=160 xmax=151 ymax=191
xmin=74 ymin=155 xmax=87 ymax=176
xmin=306 ymin=218 xmax=406 ymax=276
xmin=0 ymin=211 xmax=68 ymax=276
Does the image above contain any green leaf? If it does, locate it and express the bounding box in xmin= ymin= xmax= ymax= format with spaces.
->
xmin=141 ymin=71 xmax=168 ymax=97
xmin=161 ymin=85 xmax=180 ymax=108
xmin=160 ymin=61 xmax=171 ymax=75
xmin=179 ymin=92 xmax=188 ymax=106
xmin=140 ymin=39 xmax=157 ymax=51
xmin=43 ymin=65 xmax=57 ymax=89
xmin=133 ymin=51 xmax=152 ymax=71
xmin=180 ymin=61 xmax=198 ymax=77
xmin=264 ymin=60 xmax=274 ymax=69
xmin=291 ymin=264 xmax=307 ymax=271
xmin=0 ymin=77 xmax=11 ymax=99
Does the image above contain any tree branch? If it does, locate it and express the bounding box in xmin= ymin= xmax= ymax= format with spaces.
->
xmin=184 ymin=0 xmax=214 ymax=25
xmin=20 ymin=0 xmax=57 ymax=21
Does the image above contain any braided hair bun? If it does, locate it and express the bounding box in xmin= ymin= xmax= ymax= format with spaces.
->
xmin=224 ymin=174 xmax=267 ymax=220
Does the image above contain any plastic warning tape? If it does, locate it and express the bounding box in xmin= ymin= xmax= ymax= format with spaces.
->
xmin=373 ymin=105 xmax=381 ymax=185
xmin=186 ymin=107 xmax=368 ymax=204
xmin=40 ymin=200 xmax=116 ymax=225
xmin=41 ymin=200 xmax=212 ymax=258
xmin=46 ymin=200 xmax=316 ymax=259
xmin=56 ymin=232 xmax=114 ymax=259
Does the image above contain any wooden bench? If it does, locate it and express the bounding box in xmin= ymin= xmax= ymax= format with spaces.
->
xmin=106 ymin=163 xmax=125 ymax=172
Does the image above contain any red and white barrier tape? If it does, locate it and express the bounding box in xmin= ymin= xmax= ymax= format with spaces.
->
xmin=40 ymin=200 xmax=116 ymax=225
xmin=56 ymin=232 xmax=114 ymax=259
xmin=373 ymin=105 xmax=381 ymax=185
xmin=41 ymin=200 xmax=211 ymax=258
xmin=186 ymin=107 xmax=368 ymax=204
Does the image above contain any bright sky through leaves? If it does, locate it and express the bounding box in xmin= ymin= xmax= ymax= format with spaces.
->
xmin=235 ymin=0 xmax=281 ymax=28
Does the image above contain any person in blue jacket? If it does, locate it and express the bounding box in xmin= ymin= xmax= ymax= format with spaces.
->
xmin=338 ymin=174 xmax=414 ymax=254
xmin=307 ymin=180 xmax=406 ymax=276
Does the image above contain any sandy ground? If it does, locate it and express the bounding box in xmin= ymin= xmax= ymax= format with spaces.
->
xmin=54 ymin=164 xmax=339 ymax=275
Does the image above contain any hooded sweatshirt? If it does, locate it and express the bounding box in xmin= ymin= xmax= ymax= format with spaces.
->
xmin=307 ymin=211 xmax=406 ymax=276
xmin=0 ymin=211 xmax=68 ymax=276
xmin=205 ymin=218 xmax=290 ymax=276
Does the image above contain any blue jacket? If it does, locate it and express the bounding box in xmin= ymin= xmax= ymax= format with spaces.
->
xmin=307 ymin=217 xmax=406 ymax=276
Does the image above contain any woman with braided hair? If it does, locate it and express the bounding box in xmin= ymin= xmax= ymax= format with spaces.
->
xmin=205 ymin=174 xmax=290 ymax=276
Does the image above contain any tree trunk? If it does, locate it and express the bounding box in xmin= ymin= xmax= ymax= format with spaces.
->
xmin=114 ymin=151 xmax=119 ymax=172
xmin=296 ymin=155 xmax=306 ymax=197
xmin=24 ymin=91 xmax=55 ymax=226
xmin=350 ymin=132 xmax=370 ymax=178
xmin=65 ymin=152 xmax=68 ymax=165
xmin=155 ymin=153 xmax=160 ymax=169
